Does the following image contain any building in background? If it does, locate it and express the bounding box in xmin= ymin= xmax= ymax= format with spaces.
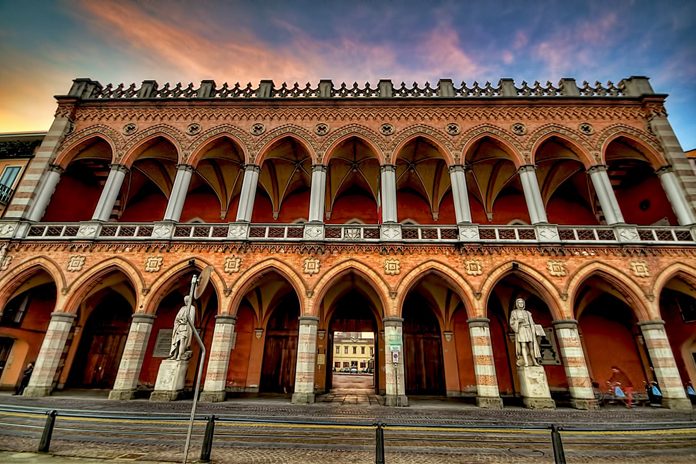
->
xmin=333 ymin=332 xmax=374 ymax=372
xmin=0 ymin=76 xmax=695 ymax=410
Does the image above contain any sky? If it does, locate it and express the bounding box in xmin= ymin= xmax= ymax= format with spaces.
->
xmin=1 ymin=0 xmax=695 ymax=148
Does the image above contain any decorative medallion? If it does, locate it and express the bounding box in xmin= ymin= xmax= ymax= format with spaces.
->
xmin=630 ymin=260 xmax=650 ymax=278
xmin=186 ymin=123 xmax=201 ymax=136
xmin=224 ymin=256 xmax=242 ymax=274
xmin=250 ymin=123 xmax=266 ymax=136
xmin=578 ymin=122 xmax=594 ymax=135
xmin=66 ymin=255 xmax=86 ymax=272
xmin=0 ymin=254 xmax=12 ymax=271
xmin=303 ymin=257 xmax=320 ymax=275
xmin=547 ymin=260 xmax=567 ymax=277
xmin=464 ymin=259 xmax=483 ymax=276
xmin=446 ymin=122 xmax=460 ymax=136
xmin=380 ymin=123 xmax=395 ymax=136
xmin=443 ymin=331 xmax=453 ymax=342
xmin=315 ymin=123 xmax=329 ymax=136
xmin=144 ymin=256 xmax=163 ymax=273
xmin=511 ymin=122 xmax=527 ymax=136
xmin=0 ymin=223 xmax=16 ymax=238
xmin=122 ymin=123 xmax=137 ymax=136
xmin=384 ymin=258 xmax=401 ymax=275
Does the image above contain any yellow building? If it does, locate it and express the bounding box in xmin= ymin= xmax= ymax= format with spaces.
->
xmin=333 ymin=332 xmax=374 ymax=372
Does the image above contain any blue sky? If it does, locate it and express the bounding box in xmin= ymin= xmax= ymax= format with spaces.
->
xmin=1 ymin=0 xmax=695 ymax=148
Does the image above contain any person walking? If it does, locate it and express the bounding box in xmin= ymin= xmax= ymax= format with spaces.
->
xmin=608 ymin=366 xmax=634 ymax=408
xmin=14 ymin=362 xmax=33 ymax=395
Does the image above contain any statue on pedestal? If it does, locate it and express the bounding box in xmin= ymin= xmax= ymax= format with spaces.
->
xmin=169 ymin=295 xmax=195 ymax=361
xmin=509 ymin=297 xmax=543 ymax=367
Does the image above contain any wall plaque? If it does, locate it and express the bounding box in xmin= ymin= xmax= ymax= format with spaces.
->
xmin=153 ymin=329 xmax=173 ymax=358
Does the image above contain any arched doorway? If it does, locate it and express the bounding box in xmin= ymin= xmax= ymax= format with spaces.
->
xmin=259 ymin=294 xmax=299 ymax=393
xmin=403 ymin=299 xmax=444 ymax=395
xmin=659 ymin=273 xmax=696 ymax=386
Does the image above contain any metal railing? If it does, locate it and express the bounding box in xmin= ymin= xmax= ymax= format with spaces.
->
xmin=0 ymin=184 xmax=14 ymax=205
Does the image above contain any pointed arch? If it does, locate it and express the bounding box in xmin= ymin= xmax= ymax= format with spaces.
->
xmin=226 ymin=258 xmax=306 ymax=317
xmin=480 ymin=261 xmax=564 ymax=320
xmin=460 ymin=125 xmax=526 ymax=167
xmin=311 ymin=259 xmax=390 ymax=317
xmin=0 ymin=256 xmax=65 ymax=310
xmin=395 ymin=260 xmax=476 ymax=322
xmin=54 ymin=128 xmax=120 ymax=168
xmin=319 ymin=125 xmax=385 ymax=164
xmin=527 ymin=125 xmax=595 ymax=168
xmin=390 ymin=125 xmax=455 ymax=165
xmin=566 ymin=261 xmax=653 ymax=321
xmin=652 ymin=263 xmax=696 ymax=317
xmin=187 ymin=127 xmax=250 ymax=167
xmin=254 ymin=125 xmax=317 ymax=166
xmin=597 ymin=125 xmax=666 ymax=168
xmin=120 ymin=125 xmax=186 ymax=167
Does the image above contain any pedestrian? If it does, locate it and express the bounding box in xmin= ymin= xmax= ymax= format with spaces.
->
xmin=14 ymin=362 xmax=33 ymax=395
xmin=686 ymin=382 xmax=696 ymax=404
xmin=608 ymin=366 xmax=634 ymax=408
xmin=645 ymin=380 xmax=662 ymax=406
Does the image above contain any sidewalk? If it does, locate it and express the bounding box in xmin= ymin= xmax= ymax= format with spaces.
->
xmin=0 ymin=452 xmax=172 ymax=464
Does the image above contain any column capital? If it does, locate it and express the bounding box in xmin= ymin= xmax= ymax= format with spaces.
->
xmin=448 ymin=164 xmax=465 ymax=173
xmin=383 ymin=316 xmax=403 ymax=326
xmin=467 ymin=317 xmax=490 ymax=328
xmin=552 ymin=319 xmax=578 ymax=330
xmin=47 ymin=164 xmax=65 ymax=174
xmin=380 ymin=164 xmax=396 ymax=173
xmin=175 ymin=163 xmax=195 ymax=173
xmin=215 ymin=314 xmax=237 ymax=323
xmin=298 ymin=315 xmax=319 ymax=324
xmin=244 ymin=164 xmax=261 ymax=173
xmin=518 ymin=164 xmax=537 ymax=173
xmin=109 ymin=163 xmax=130 ymax=174
xmin=586 ymin=164 xmax=608 ymax=174
xmin=132 ymin=313 xmax=156 ymax=323
xmin=50 ymin=311 xmax=76 ymax=322
xmin=312 ymin=164 xmax=327 ymax=173
xmin=638 ymin=319 xmax=666 ymax=329
xmin=655 ymin=165 xmax=673 ymax=176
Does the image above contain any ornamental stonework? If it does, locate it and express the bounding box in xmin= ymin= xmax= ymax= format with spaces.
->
xmin=224 ymin=256 xmax=242 ymax=273
xmin=144 ymin=256 xmax=163 ymax=273
xmin=630 ymin=260 xmax=650 ymax=278
xmin=67 ymin=256 xmax=86 ymax=272
xmin=464 ymin=259 xmax=483 ymax=276
xmin=0 ymin=255 xmax=12 ymax=271
xmin=303 ymin=258 xmax=320 ymax=275
xmin=384 ymin=258 xmax=400 ymax=275
xmin=547 ymin=260 xmax=567 ymax=277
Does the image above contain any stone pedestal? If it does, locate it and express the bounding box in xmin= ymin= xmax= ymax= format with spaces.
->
xmin=476 ymin=396 xmax=503 ymax=409
xmin=150 ymin=359 xmax=189 ymax=401
xmin=517 ymin=365 xmax=555 ymax=409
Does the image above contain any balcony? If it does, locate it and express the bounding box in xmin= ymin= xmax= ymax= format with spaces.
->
xmin=0 ymin=184 xmax=14 ymax=205
xmin=0 ymin=220 xmax=693 ymax=246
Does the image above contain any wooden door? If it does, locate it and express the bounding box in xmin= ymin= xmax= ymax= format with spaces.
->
xmin=403 ymin=302 xmax=445 ymax=395
xmin=259 ymin=298 xmax=299 ymax=393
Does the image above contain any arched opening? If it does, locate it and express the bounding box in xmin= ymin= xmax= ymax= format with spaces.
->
xmin=535 ymin=137 xmax=598 ymax=225
xmin=253 ymin=137 xmax=311 ymax=223
xmin=465 ymin=137 xmax=528 ymax=224
xmin=394 ymin=137 xmax=454 ymax=224
xmin=225 ymin=306 xmax=255 ymax=393
xmin=605 ymin=137 xmax=676 ymax=225
xmin=182 ymin=137 xmax=245 ymax=222
xmin=0 ymin=270 xmax=56 ymax=390
xmin=659 ymin=274 xmax=696 ymax=386
xmin=575 ymin=275 xmax=649 ymax=399
xmin=259 ymin=294 xmax=299 ymax=393
xmin=43 ymin=138 xmax=112 ymax=221
xmin=488 ymin=274 xmax=565 ymax=404
xmin=325 ymin=137 xmax=380 ymax=224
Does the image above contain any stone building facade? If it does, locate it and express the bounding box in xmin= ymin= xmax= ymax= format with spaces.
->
xmin=0 ymin=76 xmax=695 ymax=410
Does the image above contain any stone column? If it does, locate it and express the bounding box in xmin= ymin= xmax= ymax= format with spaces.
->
xmin=656 ymin=166 xmax=696 ymax=225
xmin=380 ymin=165 xmax=398 ymax=223
xmin=467 ymin=318 xmax=503 ymax=408
xmin=25 ymin=165 xmax=64 ymax=222
xmin=449 ymin=165 xmax=472 ymax=223
xmin=200 ymin=315 xmax=237 ymax=402
xmin=92 ymin=164 xmax=129 ymax=222
xmin=308 ymin=165 xmax=327 ymax=222
xmin=292 ymin=316 xmax=319 ymax=404
xmin=552 ymin=320 xmax=597 ymax=410
xmin=383 ymin=317 xmax=408 ymax=407
xmin=587 ymin=165 xmax=624 ymax=224
xmin=639 ymin=320 xmax=692 ymax=410
xmin=235 ymin=164 xmax=261 ymax=222
xmin=518 ymin=165 xmax=548 ymax=224
xmin=163 ymin=164 xmax=194 ymax=221
xmin=23 ymin=312 xmax=75 ymax=397
xmin=109 ymin=313 xmax=155 ymax=400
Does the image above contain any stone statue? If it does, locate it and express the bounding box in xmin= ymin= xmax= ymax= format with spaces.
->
xmin=509 ymin=297 xmax=542 ymax=367
xmin=169 ymin=295 xmax=196 ymax=361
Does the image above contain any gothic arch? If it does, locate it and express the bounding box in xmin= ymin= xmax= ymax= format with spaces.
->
xmin=319 ymin=124 xmax=386 ymax=164
xmin=120 ymin=124 xmax=187 ymax=166
xmin=527 ymin=124 xmax=596 ymax=168
xmin=652 ymin=263 xmax=696 ymax=318
xmin=311 ymin=259 xmax=390 ymax=318
xmin=226 ymin=258 xmax=306 ymax=318
xmin=389 ymin=125 xmax=455 ymax=165
xmin=460 ymin=125 xmax=526 ymax=167
xmin=54 ymin=129 xmax=120 ymax=168
xmin=187 ymin=125 xmax=251 ymax=167
xmin=480 ymin=261 xmax=564 ymax=320
xmin=597 ymin=125 xmax=666 ymax=168
xmin=565 ymin=261 xmax=653 ymax=321
xmin=395 ymin=260 xmax=476 ymax=322
xmin=0 ymin=256 xmax=65 ymax=311
xmin=253 ymin=125 xmax=318 ymax=165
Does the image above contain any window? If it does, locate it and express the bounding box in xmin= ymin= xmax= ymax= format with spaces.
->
xmin=344 ymin=346 xmax=348 ymax=354
xmin=361 ymin=346 xmax=365 ymax=354
xmin=336 ymin=346 xmax=340 ymax=354
xmin=0 ymin=166 xmax=21 ymax=188
xmin=352 ymin=346 xmax=357 ymax=354
xmin=1 ymin=293 xmax=30 ymax=326
xmin=334 ymin=362 xmax=340 ymax=368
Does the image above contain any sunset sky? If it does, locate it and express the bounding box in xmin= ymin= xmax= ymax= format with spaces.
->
xmin=1 ymin=0 xmax=695 ymax=148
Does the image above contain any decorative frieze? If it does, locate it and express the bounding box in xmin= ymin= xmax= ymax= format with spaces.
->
xmin=0 ymin=254 xmax=12 ymax=271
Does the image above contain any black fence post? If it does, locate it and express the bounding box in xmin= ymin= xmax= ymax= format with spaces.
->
xmin=38 ymin=410 xmax=57 ymax=453
xmin=550 ymin=424 xmax=566 ymax=464
xmin=200 ymin=415 xmax=216 ymax=463
xmin=375 ymin=422 xmax=385 ymax=464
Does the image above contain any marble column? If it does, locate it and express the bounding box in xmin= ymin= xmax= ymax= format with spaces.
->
xmin=308 ymin=165 xmax=327 ymax=222
xmin=449 ymin=165 xmax=472 ymax=223
xmin=235 ymin=164 xmax=261 ymax=222
xmin=23 ymin=312 xmax=75 ymax=397
xmin=163 ymin=164 xmax=194 ymax=221
xmin=639 ymin=320 xmax=692 ymax=410
xmin=518 ymin=165 xmax=548 ymax=224
xmin=109 ymin=313 xmax=155 ymax=400
xmin=292 ymin=316 xmax=319 ymax=404
xmin=200 ymin=315 xmax=237 ymax=402
xmin=383 ymin=317 xmax=408 ymax=407
xmin=92 ymin=164 xmax=129 ymax=222
xmin=380 ymin=165 xmax=398 ymax=223
xmin=657 ymin=166 xmax=696 ymax=225
xmin=587 ymin=165 xmax=625 ymax=224
xmin=26 ymin=165 xmax=64 ymax=222
xmin=467 ymin=318 xmax=503 ymax=408
xmin=552 ymin=320 xmax=597 ymax=409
